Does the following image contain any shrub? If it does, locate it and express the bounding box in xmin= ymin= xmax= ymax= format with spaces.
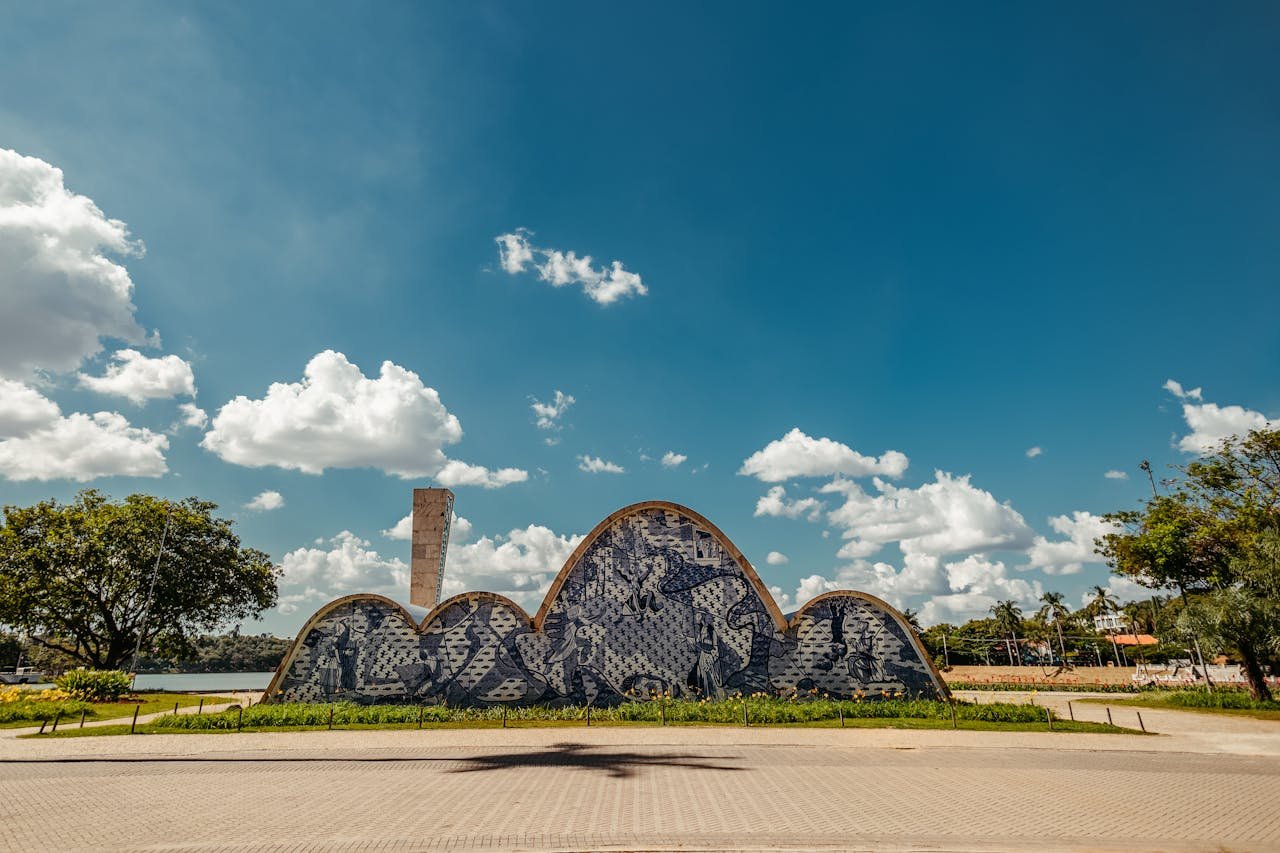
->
xmin=55 ymin=669 xmax=133 ymax=702
xmin=0 ymin=686 xmax=91 ymax=723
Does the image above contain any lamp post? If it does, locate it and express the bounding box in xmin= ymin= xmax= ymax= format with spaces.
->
xmin=128 ymin=508 xmax=172 ymax=689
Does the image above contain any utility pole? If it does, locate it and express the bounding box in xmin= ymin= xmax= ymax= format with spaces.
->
xmin=129 ymin=508 xmax=172 ymax=688
xmin=942 ymin=632 xmax=950 ymax=668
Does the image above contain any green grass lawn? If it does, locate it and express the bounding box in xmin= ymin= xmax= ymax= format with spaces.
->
xmin=1081 ymin=690 xmax=1280 ymax=722
xmin=1 ymin=693 xmax=238 ymax=729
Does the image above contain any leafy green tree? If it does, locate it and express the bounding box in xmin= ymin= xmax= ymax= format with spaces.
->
xmin=0 ymin=490 xmax=280 ymax=670
xmin=1100 ymin=427 xmax=1280 ymax=699
xmin=900 ymin=607 xmax=923 ymax=634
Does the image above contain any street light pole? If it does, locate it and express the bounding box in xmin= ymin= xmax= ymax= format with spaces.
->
xmin=129 ymin=508 xmax=172 ymax=688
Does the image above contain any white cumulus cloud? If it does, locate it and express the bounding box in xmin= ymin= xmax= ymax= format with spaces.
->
xmin=753 ymin=485 xmax=825 ymax=521
xmin=578 ymin=455 xmax=625 ymax=474
xmin=765 ymin=550 xmax=789 ymax=566
xmin=245 ymin=490 xmax=285 ymax=511
xmin=1104 ymin=469 xmax=1128 ymax=480
xmin=0 ymin=149 xmax=147 ymax=378
xmin=739 ymin=428 xmax=908 ymax=482
xmin=531 ymin=389 xmax=575 ymax=430
xmin=441 ymin=523 xmax=585 ymax=611
xmin=201 ymin=350 xmax=525 ymax=486
xmin=78 ymin=349 xmax=196 ymax=404
xmin=176 ymin=403 xmax=208 ymax=429
xmin=661 ymin=451 xmax=687 ymax=468
xmin=495 ymin=230 xmax=648 ymax=305
xmin=278 ymin=531 xmax=409 ymax=612
xmin=0 ymin=381 xmax=167 ymax=481
xmin=1025 ymin=446 xmax=1043 ymax=458
xmin=1023 ymin=511 xmax=1121 ymax=576
xmin=1167 ymin=379 xmax=1273 ymax=455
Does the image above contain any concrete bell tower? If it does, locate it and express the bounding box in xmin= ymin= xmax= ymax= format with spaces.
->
xmin=410 ymin=488 xmax=454 ymax=608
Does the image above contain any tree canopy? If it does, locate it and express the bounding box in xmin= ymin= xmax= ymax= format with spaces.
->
xmin=1099 ymin=427 xmax=1280 ymax=699
xmin=0 ymin=490 xmax=280 ymax=670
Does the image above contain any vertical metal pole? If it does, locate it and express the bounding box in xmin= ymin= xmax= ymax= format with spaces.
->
xmin=79 ymin=709 xmax=87 ymax=729
xmin=660 ymin=702 xmax=666 ymax=726
xmin=51 ymin=711 xmax=61 ymax=733
xmin=173 ymin=701 xmax=179 ymax=717
xmin=327 ymin=707 xmax=334 ymax=730
xmin=1137 ymin=711 xmax=1146 ymax=733
xmin=586 ymin=703 xmax=591 ymax=727
xmin=1106 ymin=707 xmax=1114 ymax=727
xmin=237 ymin=707 xmax=243 ymax=732
xmin=743 ymin=699 xmax=749 ymax=727
xmin=949 ymin=700 xmax=957 ymax=729
xmin=501 ymin=706 xmax=507 ymax=728
xmin=1045 ymin=707 xmax=1053 ymax=731
xmin=197 ymin=698 xmax=204 ymax=715
xmin=418 ymin=706 xmax=424 ymax=729
xmin=130 ymin=705 xmax=140 ymax=734
xmin=129 ymin=509 xmax=172 ymax=689
xmin=1068 ymin=701 xmax=1074 ymax=721
xmin=38 ymin=720 xmax=46 ymax=735
xmin=942 ymin=633 xmax=949 ymax=668
xmin=838 ymin=707 xmax=844 ymax=727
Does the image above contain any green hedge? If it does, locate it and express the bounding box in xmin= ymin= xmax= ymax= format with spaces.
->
xmin=152 ymin=696 xmax=1055 ymax=730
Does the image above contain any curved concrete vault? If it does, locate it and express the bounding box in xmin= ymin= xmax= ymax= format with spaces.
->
xmin=265 ymin=501 xmax=948 ymax=705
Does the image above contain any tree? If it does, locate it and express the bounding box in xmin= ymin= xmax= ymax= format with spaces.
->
xmin=1086 ymin=585 xmax=1119 ymax=620
xmin=900 ymin=607 xmax=923 ymax=634
xmin=1099 ymin=427 xmax=1280 ymax=699
xmin=990 ymin=600 xmax=1024 ymax=665
xmin=0 ymin=490 xmax=280 ymax=670
xmin=1037 ymin=592 xmax=1070 ymax=660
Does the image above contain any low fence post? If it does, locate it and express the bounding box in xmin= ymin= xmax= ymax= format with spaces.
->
xmin=327 ymin=707 xmax=334 ymax=731
xmin=1045 ymin=707 xmax=1053 ymax=731
xmin=1067 ymin=700 xmax=1074 ymax=721
xmin=418 ymin=706 xmax=425 ymax=730
xmin=586 ymin=703 xmax=592 ymax=727
xmin=1105 ymin=707 xmax=1114 ymax=727
xmin=130 ymin=705 xmax=140 ymax=734
xmin=501 ymin=706 xmax=507 ymax=728
xmin=949 ymin=699 xmax=958 ymax=730
xmin=51 ymin=711 xmax=61 ymax=733
xmin=236 ymin=707 xmax=243 ymax=732
xmin=1136 ymin=711 xmax=1146 ymax=733
xmin=660 ymin=702 xmax=666 ymax=727
xmin=173 ymin=701 xmax=179 ymax=717
xmin=38 ymin=720 xmax=46 ymax=735
xmin=743 ymin=698 xmax=749 ymax=727
xmin=838 ymin=707 xmax=844 ymax=728
xmin=79 ymin=709 xmax=87 ymax=729
xmin=197 ymin=698 xmax=204 ymax=715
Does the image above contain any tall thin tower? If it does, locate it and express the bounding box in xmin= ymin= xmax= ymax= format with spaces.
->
xmin=410 ymin=487 xmax=453 ymax=608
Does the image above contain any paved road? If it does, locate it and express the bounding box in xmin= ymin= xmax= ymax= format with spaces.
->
xmin=2 ymin=697 xmax=1277 ymax=852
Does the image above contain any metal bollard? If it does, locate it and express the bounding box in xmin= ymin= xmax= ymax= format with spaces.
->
xmin=501 ymin=706 xmax=507 ymax=728
xmin=1068 ymin=700 xmax=1074 ymax=721
xmin=586 ymin=703 xmax=591 ymax=727
xmin=130 ymin=704 xmax=140 ymax=734
xmin=1106 ymin=707 xmax=1114 ymax=727
xmin=838 ymin=707 xmax=844 ymax=728
xmin=1045 ymin=707 xmax=1053 ymax=731
xmin=418 ymin=706 xmax=425 ymax=730
xmin=236 ymin=707 xmax=243 ymax=732
xmin=949 ymin=700 xmax=958 ymax=730
xmin=38 ymin=719 xmax=47 ymax=735
xmin=743 ymin=699 xmax=749 ymax=727
xmin=79 ymin=709 xmax=87 ymax=729
xmin=660 ymin=703 xmax=666 ymax=727
xmin=173 ymin=701 xmax=179 ymax=717
xmin=327 ymin=707 xmax=334 ymax=730
xmin=197 ymin=698 xmax=204 ymax=715
xmin=51 ymin=711 xmax=61 ymax=733
xmin=1137 ymin=711 xmax=1146 ymax=733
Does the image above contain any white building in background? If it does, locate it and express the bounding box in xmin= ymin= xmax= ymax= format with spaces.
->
xmin=1093 ymin=612 xmax=1126 ymax=632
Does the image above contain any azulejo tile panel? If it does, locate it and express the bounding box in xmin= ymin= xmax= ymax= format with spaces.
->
xmin=267 ymin=504 xmax=945 ymax=705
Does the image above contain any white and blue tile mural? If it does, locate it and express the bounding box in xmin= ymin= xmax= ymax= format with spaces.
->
xmin=265 ymin=503 xmax=947 ymax=705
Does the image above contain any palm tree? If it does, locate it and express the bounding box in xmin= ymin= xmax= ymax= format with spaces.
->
xmin=1037 ymin=592 xmax=1070 ymax=661
xmin=1089 ymin=585 xmax=1125 ymax=666
xmin=990 ymin=600 xmax=1024 ymax=666
xmin=901 ymin=608 xmax=923 ymax=634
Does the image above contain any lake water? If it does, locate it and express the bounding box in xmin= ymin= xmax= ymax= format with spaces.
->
xmin=133 ymin=672 xmax=276 ymax=692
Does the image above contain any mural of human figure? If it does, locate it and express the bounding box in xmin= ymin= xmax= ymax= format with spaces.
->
xmin=548 ymin=602 xmax=604 ymax=702
xmin=840 ymin=608 xmax=885 ymax=685
xmin=316 ymin=634 xmax=341 ymax=695
xmin=687 ymin=611 xmax=723 ymax=698
xmin=335 ymin=619 xmax=359 ymax=691
xmin=617 ymin=554 xmax=664 ymax=620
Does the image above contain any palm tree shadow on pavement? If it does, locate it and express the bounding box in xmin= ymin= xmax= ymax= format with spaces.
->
xmin=446 ymin=742 xmax=744 ymax=779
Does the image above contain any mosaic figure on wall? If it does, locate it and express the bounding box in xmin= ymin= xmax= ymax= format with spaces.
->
xmin=266 ymin=502 xmax=947 ymax=705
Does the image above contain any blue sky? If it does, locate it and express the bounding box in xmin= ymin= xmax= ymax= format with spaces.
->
xmin=1 ymin=2 xmax=1277 ymax=635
